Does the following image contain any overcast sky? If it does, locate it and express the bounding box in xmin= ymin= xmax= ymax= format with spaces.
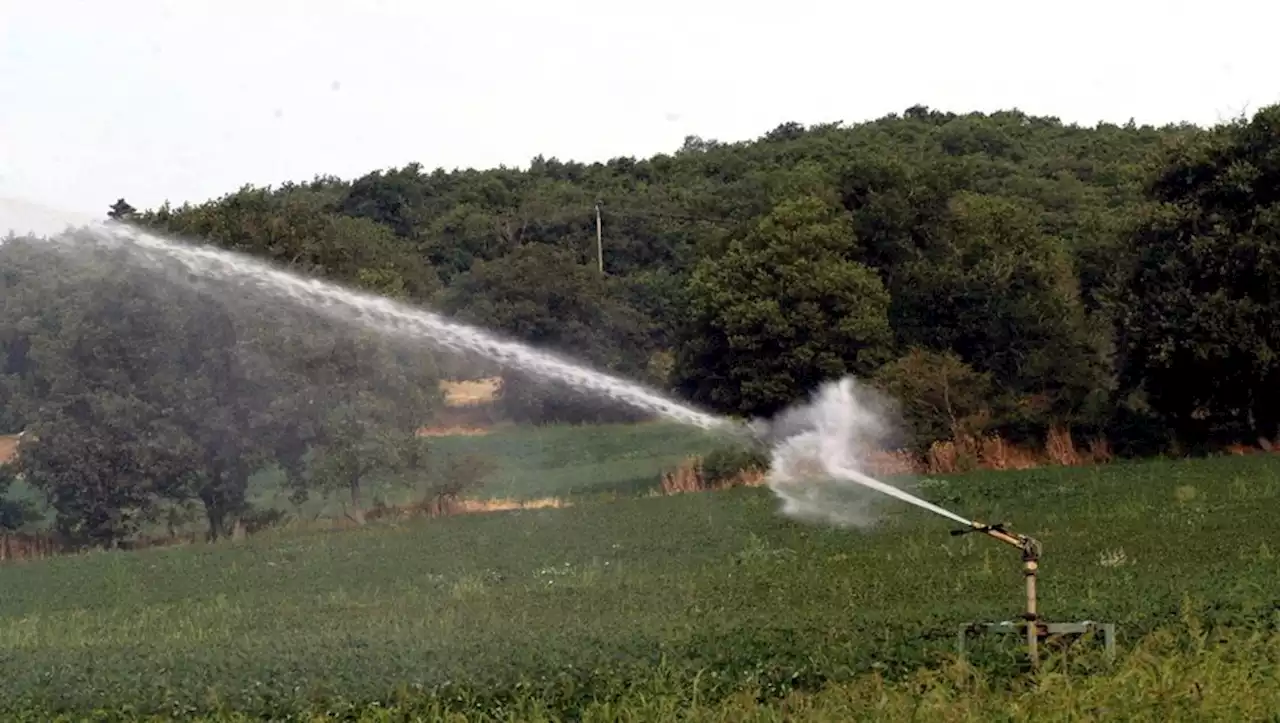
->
xmin=2 ymin=0 xmax=1278 ymax=234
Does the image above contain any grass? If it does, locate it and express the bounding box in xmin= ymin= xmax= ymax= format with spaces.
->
xmin=411 ymin=421 xmax=723 ymax=499
xmin=1 ymin=451 xmax=1278 ymax=718
xmin=11 ymin=626 xmax=1280 ymax=721
xmin=7 ymin=421 xmax=723 ymax=532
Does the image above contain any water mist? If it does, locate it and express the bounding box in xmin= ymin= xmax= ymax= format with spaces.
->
xmin=755 ymin=377 xmax=974 ymax=529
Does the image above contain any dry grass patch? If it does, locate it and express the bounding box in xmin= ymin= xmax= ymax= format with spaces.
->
xmin=416 ymin=425 xmax=491 ymax=437
xmin=389 ymin=495 xmax=571 ymax=520
xmin=659 ymin=457 xmax=766 ymax=495
xmin=440 ymin=377 xmax=501 ymax=407
xmin=659 ymin=426 xmax=1126 ymax=494
xmin=0 ymin=434 xmax=20 ymax=465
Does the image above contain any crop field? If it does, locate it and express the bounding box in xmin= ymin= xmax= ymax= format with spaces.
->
xmin=1 ymin=450 xmax=1278 ymax=719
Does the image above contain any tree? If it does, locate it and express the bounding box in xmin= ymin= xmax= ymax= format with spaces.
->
xmin=296 ymin=333 xmax=440 ymax=524
xmin=0 ymin=451 xmax=40 ymax=531
xmin=157 ymin=295 xmax=277 ymax=540
xmin=440 ymin=244 xmax=653 ymax=424
xmin=137 ymin=186 xmax=440 ymax=302
xmin=107 ymin=198 xmax=136 ymax=221
xmin=1118 ymin=106 xmax=1280 ymax=449
xmin=0 ymin=239 xmax=185 ymax=543
xmin=338 ymin=163 xmax=434 ymax=238
xmin=0 ymin=235 xmax=275 ymax=542
xmin=872 ymin=348 xmax=994 ymax=451
xmin=17 ymin=401 xmax=172 ymax=546
xmin=889 ymin=192 xmax=1111 ymax=435
xmin=672 ymin=196 xmax=894 ymax=418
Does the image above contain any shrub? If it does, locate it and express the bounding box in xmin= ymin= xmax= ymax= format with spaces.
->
xmin=701 ymin=443 xmax=770 ymax=487
xmin=422 ymin=453 xmax=499 ymax=514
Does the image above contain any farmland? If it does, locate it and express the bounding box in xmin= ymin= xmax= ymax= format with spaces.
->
xmin=1 ymin=448 xmax=1277 ymax=720
xmin=2 ymin=421 xmax=724 ymax=537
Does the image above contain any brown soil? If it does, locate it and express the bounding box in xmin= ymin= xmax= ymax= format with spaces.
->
xmin=0 ymin=434 xmax=20 ymax=465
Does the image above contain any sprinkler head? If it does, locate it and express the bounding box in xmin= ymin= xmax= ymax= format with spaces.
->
xmin=953 ymin=520 xmax=1041 ymax=561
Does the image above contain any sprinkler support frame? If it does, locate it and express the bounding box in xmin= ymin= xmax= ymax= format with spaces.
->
xmin=951 ymin=521 xmax=1043 ymax=667
xmin=951 ymin=521 xmax=1116 ymax=671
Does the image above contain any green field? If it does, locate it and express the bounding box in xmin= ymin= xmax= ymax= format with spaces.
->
xmin=1 ymin=443 xmax=1278 ymax=720
xmin=7 ymin=422 xmax=722 ymax=533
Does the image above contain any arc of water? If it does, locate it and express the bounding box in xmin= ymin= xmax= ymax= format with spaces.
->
xmin=71 ymin=223 xmax=732 ymax=433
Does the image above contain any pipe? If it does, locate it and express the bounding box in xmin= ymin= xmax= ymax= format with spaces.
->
xmin=952 ymin=521 xmax=1043 ymax=670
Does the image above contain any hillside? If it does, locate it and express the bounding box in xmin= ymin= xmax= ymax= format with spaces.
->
xmin=2 ymin=104 xmax=1279 ymax=548
xmin=118 ymin=105 xmax=1276 ymax=447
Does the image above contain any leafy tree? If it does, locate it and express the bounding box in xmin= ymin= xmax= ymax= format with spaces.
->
xmin=1 ymin=260 xmax=186 ymax=544
xmin=137 ymin=185 xmax=440 ymax=302
xmin=872 ymin=348 xmax=994 ymax=451
xmin=889 ymin=192 xmax=1111 ymax=435
xmin=0 ymin=455 xmax=40 ymax=531
xmin=0 ymin=236 xmax=269 ymax=542
xmin=156 ymin=296 xmax=277 ymax=540
xmin=1118 ymin=107 xmax=1280 ymax=449
xmin=672 ymin=196 xmax=894 ymax=418
xmin=293 ymin=333 xmax=440 ymax=524
xmin=107 ymin=198 xmax=136 ymax=221
xmin=17 ymin=402 xmax=171 ymax=546
xmin=0 ymin=231 xmax=444 ymax=541
xmin=338 ymin=163 xmax=434 ymax=238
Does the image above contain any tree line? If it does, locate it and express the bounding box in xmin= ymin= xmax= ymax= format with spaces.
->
xmin=2 ymin=104 xmax=1279 ymax=545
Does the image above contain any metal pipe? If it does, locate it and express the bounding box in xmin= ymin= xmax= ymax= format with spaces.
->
xmin=952 ymin=520 xmax=1043 ymax=671
xmin=1025 ymin=555 xmax=1039 ymax=670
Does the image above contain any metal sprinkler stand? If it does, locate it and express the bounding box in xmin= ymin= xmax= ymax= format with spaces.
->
xmin=951 ymin=521 xmax=1115 ymax=671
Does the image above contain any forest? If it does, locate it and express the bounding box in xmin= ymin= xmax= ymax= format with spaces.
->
xmin=2 ymin=103 xmax=1279 ymax=548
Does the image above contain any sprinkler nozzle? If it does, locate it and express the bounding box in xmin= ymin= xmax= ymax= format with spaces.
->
xmin=953 ymin=520 xmax=1041 ymax=562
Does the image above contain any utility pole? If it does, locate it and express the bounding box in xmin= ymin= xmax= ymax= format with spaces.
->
xmin=595 ymin=200 xmax=604 ymax=274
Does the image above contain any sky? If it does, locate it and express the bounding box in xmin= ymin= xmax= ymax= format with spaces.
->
xmin=2 ymin=0 xmax=1278 ymax=235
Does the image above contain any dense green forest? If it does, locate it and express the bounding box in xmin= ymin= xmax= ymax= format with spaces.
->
xmin=2 ymin=104 xmax=1279 ymax=547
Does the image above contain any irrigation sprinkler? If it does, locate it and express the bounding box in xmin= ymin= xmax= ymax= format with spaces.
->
xmin=735 ymin=379 xmax=1116 ymax=672
xmin=951 ymin=520 xmax=1115 ymax=670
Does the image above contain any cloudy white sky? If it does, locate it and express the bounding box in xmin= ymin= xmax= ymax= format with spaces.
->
xmin=2 ymin=0 xmax=1278 ymax=234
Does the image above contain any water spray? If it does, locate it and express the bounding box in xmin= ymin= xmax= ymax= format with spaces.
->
xmin=760 ymin=378 xmax=1115 ymax=671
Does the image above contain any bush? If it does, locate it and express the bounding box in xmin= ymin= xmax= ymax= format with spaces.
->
xmin=871 ymin=348 xmax=993 ymax=452
xmin=427 ymin=453 xmax=499 ymax=504
xmin=241 ymin=506 xmax=290 ymax=535
xmin=700 ymin=443 xmax=770 ymax=487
